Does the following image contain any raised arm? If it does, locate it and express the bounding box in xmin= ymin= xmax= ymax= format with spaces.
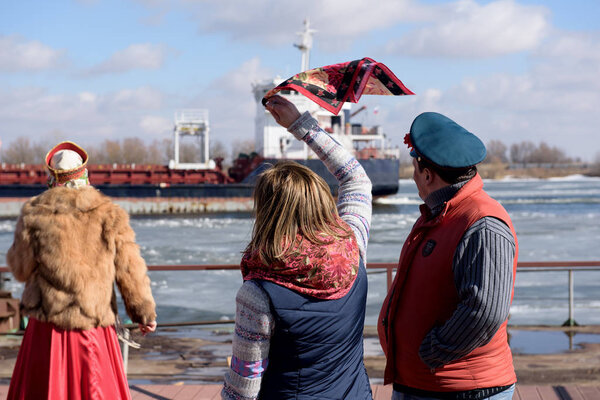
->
xmin=264 ymin=96 xmax=372 ymax=261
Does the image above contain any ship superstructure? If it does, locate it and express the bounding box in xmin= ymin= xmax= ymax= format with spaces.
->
xmin=251 ymin=19 xmax=399 ymax=162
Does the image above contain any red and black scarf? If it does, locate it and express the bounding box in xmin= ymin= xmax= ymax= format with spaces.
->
xmin=264 ymin=57 xmax=414 ymax=115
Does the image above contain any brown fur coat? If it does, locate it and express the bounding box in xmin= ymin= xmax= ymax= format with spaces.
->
xmin=7 ymin=186 xmax=156 ymax=330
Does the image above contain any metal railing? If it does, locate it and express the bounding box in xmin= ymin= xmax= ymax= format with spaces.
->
xmin=1 ymin=261 xmax=599 ymax=328
xmin=2 ymin=261 xmax=598 ymax=375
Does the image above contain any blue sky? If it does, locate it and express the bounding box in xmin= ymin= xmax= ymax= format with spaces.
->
xmin=1 ymin=0 xmax=599 ymax=161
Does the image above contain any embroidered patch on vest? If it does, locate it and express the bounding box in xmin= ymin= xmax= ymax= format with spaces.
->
xmin=422 ymin=239 xmax=437 ymax=257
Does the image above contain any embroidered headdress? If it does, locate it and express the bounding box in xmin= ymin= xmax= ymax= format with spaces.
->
xmin=45 ymin=141 xmax=89 ymax=188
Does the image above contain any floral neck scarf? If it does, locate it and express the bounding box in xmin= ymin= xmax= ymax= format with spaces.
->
xmin=241 ymin=224 xmax=360 ymax=300
xmin=47 ymin=169 xmax=89 ymax=188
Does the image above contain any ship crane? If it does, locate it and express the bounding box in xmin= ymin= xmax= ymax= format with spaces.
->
xmin=170 ymin=109 xmax=215 ymax=170
xmin=350 ymin=105 xmax=367 ymax=118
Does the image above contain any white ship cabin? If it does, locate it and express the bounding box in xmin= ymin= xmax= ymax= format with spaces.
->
xmin=252 ymin=79 xmax=399 ymax=160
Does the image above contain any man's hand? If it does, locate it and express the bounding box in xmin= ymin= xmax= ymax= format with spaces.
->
xmin=139 ymin=320 xmax=157 ymax=336
xmin=264 ymin=95 xmax=301 ymax=129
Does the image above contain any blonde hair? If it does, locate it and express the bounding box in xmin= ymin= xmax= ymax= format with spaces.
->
xmin=246 ymin=161 xmax=352 ymax=265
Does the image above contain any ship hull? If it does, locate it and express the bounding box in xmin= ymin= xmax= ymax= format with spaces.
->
xmin=0 ymin=159 xmax=399 ymax=216
xmin=0 ymin=159 xmax=399 ymax=199
xmin=245 ymin=158 xmax=400 ymax=197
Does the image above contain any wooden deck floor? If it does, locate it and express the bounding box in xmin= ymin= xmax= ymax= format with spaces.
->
xmin=1 ymin=384 xmax=599 ymax=399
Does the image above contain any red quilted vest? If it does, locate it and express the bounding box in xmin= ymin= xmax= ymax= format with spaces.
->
xmin=378 ymin=174 xmax=518 ymax=391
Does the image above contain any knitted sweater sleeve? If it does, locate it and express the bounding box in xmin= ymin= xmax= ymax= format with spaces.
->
xmin=222 ymin=281 xmax=274 ymax=400
xmin=288 ymin=112 xmax=373 ymax=262
xmin=419 ymin=217 xmax=516 ymax=368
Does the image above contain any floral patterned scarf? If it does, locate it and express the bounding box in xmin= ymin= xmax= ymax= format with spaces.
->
xmin=241 ymin=224 xmax=360 ymax=300
xmin=263 ymin=57 xmax=414 ymax=115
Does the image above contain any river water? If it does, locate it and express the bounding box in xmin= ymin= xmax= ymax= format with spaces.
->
xmin=1 ymin=175 xmax=600 ymax=327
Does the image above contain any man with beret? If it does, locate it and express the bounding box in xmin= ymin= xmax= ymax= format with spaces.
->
xmin=378 ymin=112 xmax=518 ymax=400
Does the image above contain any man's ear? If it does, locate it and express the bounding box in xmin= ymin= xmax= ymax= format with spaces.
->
xmin=425 ymin=168 xmax=440 ymax=186
xmin=424 ymin=168 xmax=432 ymax=183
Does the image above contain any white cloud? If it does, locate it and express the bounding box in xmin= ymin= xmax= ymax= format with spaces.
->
xmin=188 ymin=57 xmax=274 ymax=148
xmin=0 ymin=35 xmax=66 ymax=72
xmin=140 ymin=115 xmax=171 ymax=134
xmin=103 ymin=87 xmax=164 ymax=110
xmin=537 ymin=31 xmax=600 ymax=62
xmin=135 ymin=0 xmax=548 ymax=56
xmin=532 ymin=31 xmax=600 ymax=92
xmin=420 ymin=89 xmax=443 ymax=110
xmin=85 ymin=43 xmax=171 ymax=75
xmin=0 ymin=86 xmax=169 ymax=146
xmin=386 ymin=0 xmax=550 ymax=58
xmin=133 ymin=0 xmax=168 ymax=6
xmin=137 ymin=0 xmax=419 ymax=50
xmin=377 ymin=29 xmax=600 ymax=160
xmin=0 ymin=55 xmax=272 ymax=151
xmin=79 ymin=92 xmax=97 ymax=103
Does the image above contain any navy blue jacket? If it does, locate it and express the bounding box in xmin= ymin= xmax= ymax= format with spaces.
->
xmin=255 ymin=259 xmax=372 ymax=399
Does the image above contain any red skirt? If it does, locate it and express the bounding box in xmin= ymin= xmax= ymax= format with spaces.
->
xmin=8 ymin=318 xmax=131 ymax=400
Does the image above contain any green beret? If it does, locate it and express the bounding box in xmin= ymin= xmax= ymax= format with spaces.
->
xmin=409 ymin=112 xmax=486 ymax=168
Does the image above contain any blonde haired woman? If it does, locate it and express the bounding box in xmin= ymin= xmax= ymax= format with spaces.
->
xmin=222 ymin=96 xmax=373 ymax=399
xmin=7 ymin=142 xmax=156 ymax=400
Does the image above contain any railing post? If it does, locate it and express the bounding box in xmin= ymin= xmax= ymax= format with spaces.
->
xmin=122 ymin=328 xmax=130 ymax=375
xmin=386 ymin=267 xmax=393 ymax=291
xmin=562 ymin=269 xmax=578 ymax=327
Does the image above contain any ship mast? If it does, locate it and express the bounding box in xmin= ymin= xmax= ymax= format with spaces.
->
xmin=294 ymin=19 xmax=316 ymax=71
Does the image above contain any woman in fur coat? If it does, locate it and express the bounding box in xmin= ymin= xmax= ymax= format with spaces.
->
xmin=6 ymin=141 xmax=157 ymax=400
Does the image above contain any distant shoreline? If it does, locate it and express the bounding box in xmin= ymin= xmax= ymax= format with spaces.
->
xmin=399 ymin=163 xmax=599 ymax=180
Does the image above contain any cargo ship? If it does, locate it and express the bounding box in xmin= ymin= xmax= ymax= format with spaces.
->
xmin=0 ymin=21 xmax=401 ymax=214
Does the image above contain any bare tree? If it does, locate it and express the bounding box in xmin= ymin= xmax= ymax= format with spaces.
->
xmin=1 ymin=136 xmax=238 ymax=166
xmin=160 ymin=138 xmax=174 ymax=163
xmin=210 ymin=140 xmax=228 ymax=161
xmin=146 ymin=139 xmax=169 ymax=165
xmin=85 ymin=144 xmax=103 ymax=165
xmin=179 ymin=140 xmax=201 ymax=163
xmin=528 ymin=142 xmax=571 ymax=164
xmin=103 ymin=140 xmax=124 ymax=164
xmin=591 ymin=152 xmax=600 ymax=176
xmin=509 ymin=141 xmax=536 ymax=164
xmin=121 ymin=138 xmax=148 ymax=164
xmin=92 ymin=138 xmax=170 ymax=165
xmin=1 ymin=137 xmax=35 ymax=164
xmin=485 ymin=140 xmax=508 ymax=163
xmin=231 ymin=139 xmax=256 ymax=160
